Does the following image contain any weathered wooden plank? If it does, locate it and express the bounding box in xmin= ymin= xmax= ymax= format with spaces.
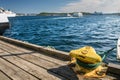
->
xmin=0 ymin=49 xmax=6 ymax=55
xmin=107 ymin=63 xmax=120 ymax=76
xmin=0 ymin=36 xmax=70 ymax=61
xmin=33 ymin=53 xmax=68 ymax=65
xmin=0 ymin=40 xmax=68 ymax=70
xmin=3 ymin=56 xmax=64 ymax=80
xmin=0 ymin=58 xmax=38 ymax=80
xmin=0 ymin=40 xmax=78 ymax=80
xmin=0 ymin=41 xmax=64 ymax=68
xmin=0 ymin=49 xmax=3 ymax=52
xmin=0 ymin=70 xmax=11 ymax=80
xmin=1 ymin=45 xmax=65 ymax=80
xmin=0 ymin=40 xmax=68 ymax=65
xmin=0 ymin=48 xmax=78 ymax=80
xmin=1 ymin=48 xmax=66 ymax=80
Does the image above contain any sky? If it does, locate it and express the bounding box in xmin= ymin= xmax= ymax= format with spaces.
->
xmin=0 ymin=0 xmax=120 ymax=13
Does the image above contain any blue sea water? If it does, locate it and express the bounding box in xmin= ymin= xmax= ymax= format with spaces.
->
xmin=4 ymin=15 xmax=120 ymax=64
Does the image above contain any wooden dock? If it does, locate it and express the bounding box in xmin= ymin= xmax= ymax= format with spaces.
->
xmin=0 ymin=36 xmax=78 ymax=80
xmin=0 ymin=36 xmax=120 ymax=80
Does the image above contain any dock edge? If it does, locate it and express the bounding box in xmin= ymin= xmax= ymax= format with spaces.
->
xmin=0 ymin=36 xmax=71 ymax=61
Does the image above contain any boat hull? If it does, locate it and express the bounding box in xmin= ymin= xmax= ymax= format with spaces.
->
xmin=117 ymin=38 xmax=120 ymax=59
xmin=0 ymin=22 xmax=9 ymax=35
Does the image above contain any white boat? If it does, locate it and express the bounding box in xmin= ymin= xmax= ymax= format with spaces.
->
xmin=117 ymin=38 xmax=120 ymax=60
xmin=0 ymin=8 xmax=16 ymax=35
xmin=67 ymin=13 xmax=72 ymax=17
xmin=72 ymin=12 xmax=83 ymax=17
xmin=0 ymin=8 xmax=16 ymax=23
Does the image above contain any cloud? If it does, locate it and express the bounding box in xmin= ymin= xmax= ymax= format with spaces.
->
xmin=60 ymin=0 xmax=120 ymax=13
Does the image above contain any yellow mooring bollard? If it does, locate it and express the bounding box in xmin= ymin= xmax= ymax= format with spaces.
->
xmin=69 ymin=46 xmax=106 ymax=78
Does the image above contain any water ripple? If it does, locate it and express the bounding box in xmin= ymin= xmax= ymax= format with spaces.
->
xmin=5 ymin=15 xmax=120 ymax=64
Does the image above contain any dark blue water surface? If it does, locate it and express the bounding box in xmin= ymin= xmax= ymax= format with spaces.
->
xmin=5 ymin=15 xmax=120 ymax=64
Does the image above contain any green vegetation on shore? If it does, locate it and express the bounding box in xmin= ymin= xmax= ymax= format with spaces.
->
xmin=37 ymin=12 xmax=92 ymax=16
xmin=37 ymin=12 xmax=67 ymax=16
xmin=16 ymin=12 xmax=120 ymax=16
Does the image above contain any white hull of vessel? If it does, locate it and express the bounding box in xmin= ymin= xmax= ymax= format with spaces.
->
xmin=73 ymin=12 xmax=83 ymax=17
xmin=0 ymin=8 xmax=16 ymax=35
xmin=0 ymin=13 xmax=16 ymax=23
xmin=117 ymin=38 xmax=120 ymax=60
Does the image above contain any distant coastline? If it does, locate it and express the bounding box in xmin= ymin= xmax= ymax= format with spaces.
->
xmin=36 ymin=12 xmax=92 ymax=16
xmin=16 ymin=12 xmax=120 ymax=16
xmin=37 ymin=12 xmax=120 ymax=16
